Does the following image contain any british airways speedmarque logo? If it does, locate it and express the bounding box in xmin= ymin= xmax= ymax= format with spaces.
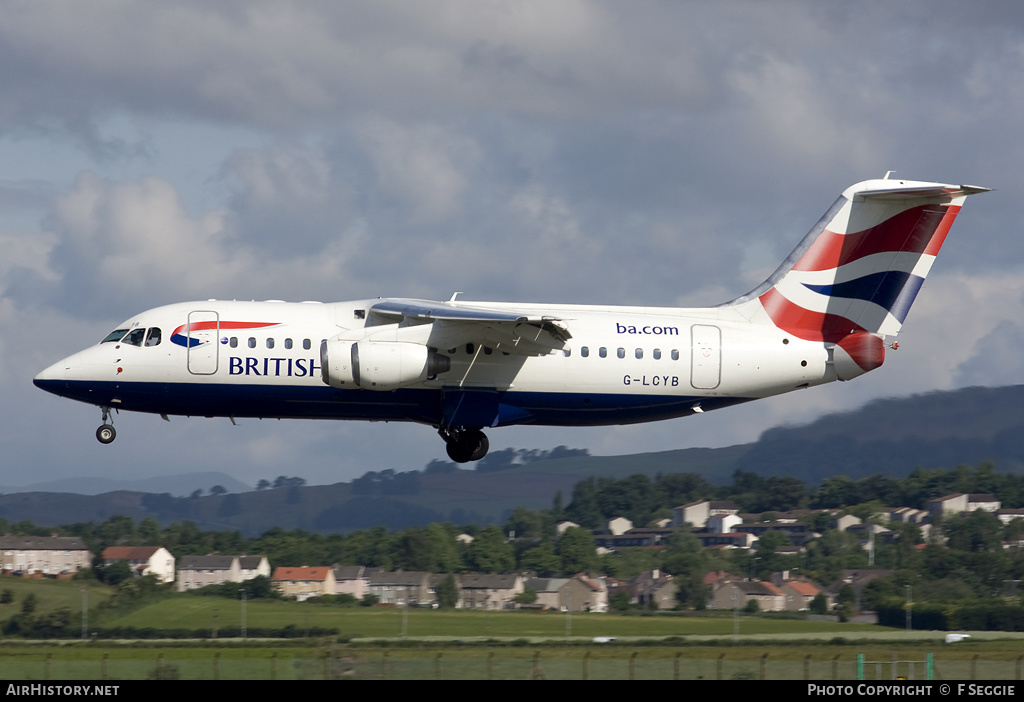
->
xmin=170 ymin=321 xmax=280 ymax=348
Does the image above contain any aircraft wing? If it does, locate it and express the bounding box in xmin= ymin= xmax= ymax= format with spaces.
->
xmin=369 ymin=298 xmax=572 ymax=354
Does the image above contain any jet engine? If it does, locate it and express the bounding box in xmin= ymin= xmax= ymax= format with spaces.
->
xmin=321 ymin=339 xmax=450 ymax=390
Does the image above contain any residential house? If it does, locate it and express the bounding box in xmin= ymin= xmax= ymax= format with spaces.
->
xmin=707 ymin=513 xmax=743 ymax=533
xmin=239 ymin=556 xmax=271 ymax=581
xmin=848 ymin=523 xmax=893 ymax=545
xmin=833 ymin=514 xmax=861 ymax=531
xmin=779 ymin=580 xmax=823 ymax=612
xmin=458 ymin=573 xmax=523 ymax=610
xmin=696 ymin=532 xmax=756 ymax=549
xmin=176 ymin=554 xmax=271 ymax=592
xmin=731 ymin=522 xmax=817 ymax=546
xmin=672 ymin=500 xmax=739 ymax=529
xmin=926 ymin=493 xmax=1001 ymax=519
xmin=567 ymin=574 xmax=607 ymax=612
xmin=177 ymin=555 xmax=241 ymax=592
xmin=968 ymin=494 xmax=1001 ymax=512
xmin=102 ymin=546 xmax=175 ymax=583
xmin=333 ymin=565 xmax=370 ymax=599
xmin=710 ymin=578 xmax=785 ymax=612
xmin=524 ymin=578 xmax=570 ymax=610
xmin=607 ymin=517 xmax=633 ymax=535
xmin=673 ymin=501 xmax=710 ymax=529
xmin=592 ymin=528 xmax=668 ymax=549
xmin=523 ymin=575 xmax=606 ymax=612
xmin=630 ymin=570 xmax=677 ymax=610
xmin=368 ymin=570 xmax=434 ymax=606
xmin=272 ymin=566 xmax=336 ymax=601
xmin=998 ymin=509 xmax=1024 ymax=526
xmin=555 ymin=521 xmax=580 ymax=536
xmin=890 ymin=507 xmax=928 ymax=524
xmin=0 ymin=536 xmax=92 ymax=576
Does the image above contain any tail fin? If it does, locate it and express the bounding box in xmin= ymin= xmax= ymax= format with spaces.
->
xmin=727 ymin=177 xmax=990 ymax=343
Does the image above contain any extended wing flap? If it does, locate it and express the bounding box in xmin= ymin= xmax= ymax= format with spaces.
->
xmin=371 ymin=299 xmax=531 ymax=324
xmin=369 ymin=299 xmax=572 ymax=355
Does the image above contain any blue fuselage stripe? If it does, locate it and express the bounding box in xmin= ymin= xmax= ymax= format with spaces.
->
xmin=33 ymin=379 xmax=752 ymax=428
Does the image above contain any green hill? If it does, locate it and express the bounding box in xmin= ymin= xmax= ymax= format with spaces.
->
xmin=6 ymin=385 xmax=1024 ymax=534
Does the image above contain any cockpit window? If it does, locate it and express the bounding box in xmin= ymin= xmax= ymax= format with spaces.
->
xmin=122 ymin=329 xmax=146 ymax=347
xmin=145 ymin=328 xmax=162 ymax=347
xmin=101 ymin=329 xmax=129 ymax=343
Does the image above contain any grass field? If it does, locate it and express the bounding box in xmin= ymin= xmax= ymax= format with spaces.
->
xmin=104 ymin=598 xmax=885 ymax=639
xmin=5 ymin=579 xmax=1024 ymax=679
xmin=0 ymin=577 xmax=112 ymax=623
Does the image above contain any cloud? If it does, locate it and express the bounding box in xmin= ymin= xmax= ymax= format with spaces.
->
xmin=354 ymin=118 xmax=482 ymax=222
xmin=6 ymin=1 xmax=1024 ymax=488
xmin=954 ymin=319 xmax=1024 ymax=388
xmin=46 ymin=172 xmax=238 ymax=313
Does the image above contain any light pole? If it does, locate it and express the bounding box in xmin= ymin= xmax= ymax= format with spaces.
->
xmin=566 ymin=589 xmax=572 ymax=641
xmin=81 ymin=587 xmax=87 ymax=640
xmin=240 ymin=588 xmax=247 ymax=639
xmin=905 ymin=585 xmax=912 ymax=632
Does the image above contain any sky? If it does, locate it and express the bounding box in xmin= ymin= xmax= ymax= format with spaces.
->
xmin=5 ymin=0 xmax=1024 ymax=491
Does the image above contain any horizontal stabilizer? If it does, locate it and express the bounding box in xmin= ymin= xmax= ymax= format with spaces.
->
xmin=853 ymin=181 xmax=992 ymax=201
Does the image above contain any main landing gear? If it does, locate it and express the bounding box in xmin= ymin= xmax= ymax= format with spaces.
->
xmin=96 ymin=406 xmax=116 ymax=444
xmin=440 ymin=427 xmax=489 ymax=463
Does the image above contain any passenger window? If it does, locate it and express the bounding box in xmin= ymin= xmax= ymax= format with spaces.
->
xmin=266 ymin=338 xmax=275 ymax=349
xmin=581 ymin=346 xmax=589 ymax=358
xmin=617 ymin=348 xmax=625 ymax=359
xmin=285 ymin=338 xmax=293 ymax=349
xmin=483 ymin=346 xmax=493 ymax=355
xmin=303 ymin=339 xmax=311 ymax=350
xmin=101 ymin=329 xmax=129 ymax=343
xmin=248 ymin=337 xmax=256 ymax=349
xmin=145 ymin=328 xmax=162 ymax=347
xmin=563 ymin=349 xmax=571 ymax=357
xmin=653 ymin=348 xmax=662 ymax=360
xmin=635 ymin=348 xmax=643 ymax=359
xmin=466 ymin=343 xmax=475 ymax=354
xmin=599 ymin=347 xmax=607 ymax=358
xmin=230 ymin=337 xmax=238 ymax=348
xmin=671 ymin=349 xmax=680 ymax=361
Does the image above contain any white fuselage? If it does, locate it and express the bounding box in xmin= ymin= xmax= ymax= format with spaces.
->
xmin=35 ymin=298 xmax=834 ymax=429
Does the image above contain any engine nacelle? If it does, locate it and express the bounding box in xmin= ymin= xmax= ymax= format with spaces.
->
xmin=832 ymin=333 xmax=885 ymax=381
xmin=320 ymin=339 xmax=357 ymax=388
xmin=321 ymin=339 xmax=450 ymax=390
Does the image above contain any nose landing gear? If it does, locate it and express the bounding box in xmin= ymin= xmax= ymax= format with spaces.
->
xmin=96 ymin=407 xmax=116 ymax=444
xmin=439 ymin=427 xmax=489 ymax=463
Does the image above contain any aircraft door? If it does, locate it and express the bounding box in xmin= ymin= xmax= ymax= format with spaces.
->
xmin=187 ymin=310 xmax=219 ymax=375
xmin=690 ymin=324 xmax=721 ymax=390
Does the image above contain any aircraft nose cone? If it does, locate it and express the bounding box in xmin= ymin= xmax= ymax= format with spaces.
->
xmin=33 ymin=355 xmax=76 ymax=395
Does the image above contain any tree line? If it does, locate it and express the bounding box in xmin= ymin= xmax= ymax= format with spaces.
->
xmin=9 ymin=462 xmax=1024 ymax=620
xmin=563 ymin=461 xmax=1024 ymax=529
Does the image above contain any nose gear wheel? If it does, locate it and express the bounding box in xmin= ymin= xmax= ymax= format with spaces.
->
xmin=96 ymin=406 xmax=116 ymax=444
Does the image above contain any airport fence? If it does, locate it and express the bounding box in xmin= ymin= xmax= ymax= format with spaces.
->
xmin=3 ymin=647 xmax=1024 ymax=680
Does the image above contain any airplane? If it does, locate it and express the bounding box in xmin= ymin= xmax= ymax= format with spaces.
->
xmin=34 ymin=176 xmax=990 ymax=463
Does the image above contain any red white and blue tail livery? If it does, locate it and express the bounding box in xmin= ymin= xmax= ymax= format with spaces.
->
xmin=35 ymin=176 xmax=989 ymax=462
